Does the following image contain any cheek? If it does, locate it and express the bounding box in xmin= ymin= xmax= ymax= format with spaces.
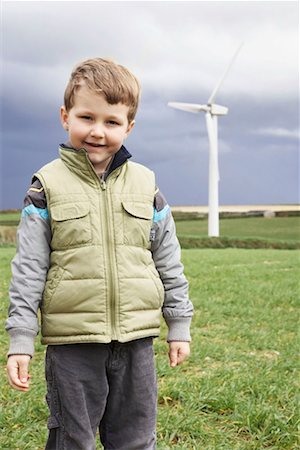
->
xmin=71 ymin=122 xmax=86 ymax=137
xmin=113 ymin=130 xmax=128 ymax=142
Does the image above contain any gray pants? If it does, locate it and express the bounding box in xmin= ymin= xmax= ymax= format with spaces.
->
xmin=45 ymin=338 xmax=157 ymax=450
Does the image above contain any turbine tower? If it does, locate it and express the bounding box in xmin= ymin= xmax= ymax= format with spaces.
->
xmin=168 ymin=44 xmax=243 ymax=237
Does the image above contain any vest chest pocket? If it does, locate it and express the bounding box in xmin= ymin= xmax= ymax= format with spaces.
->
xmin=122 ymin=201 xmax=153 ymax=247
xmin=50 ymin=202 xmax=91 ymax=249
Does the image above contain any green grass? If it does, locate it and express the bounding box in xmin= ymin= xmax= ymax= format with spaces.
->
xmin=175 ymin=217 xmax=300 ymax=241
xmin=1 ymin=247 xmax=299 ymax=449
xmin=175 ymin=217 xmax=300 ymax=249
xmin=0 ymin=212 xmax=21 ymax=227
xmin=0 ymin=212 xmax=21 ymax=244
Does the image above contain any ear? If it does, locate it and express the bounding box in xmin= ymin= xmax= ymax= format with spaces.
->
xmin=125 ymin=120 xmax=135 ymax=138
xmin=60 ymin=106 xmax=69 ymax=131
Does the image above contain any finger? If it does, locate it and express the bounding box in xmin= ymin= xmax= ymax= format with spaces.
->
xmin=7 ymin=366 xmax=29 ymax=391
xmin=169 ymin=348 xmax=178 ymax=368
xmin=177 ymin=351 xmax=188 ymax=365
xmin=19 ymin=359 xmax=29 ymax=384
xmin=9 ymin=380 xmax=30 ymax=391
xmin=178 ymin=345 xmax=191 ymax=365
xmin=7 ymin=360 xmax=21 ymax=386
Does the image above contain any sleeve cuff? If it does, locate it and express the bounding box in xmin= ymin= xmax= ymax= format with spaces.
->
xmin=7 ymin=328 xmax=36 ymax=357
xmin=164 ymin=317 xmax=192 ymax=342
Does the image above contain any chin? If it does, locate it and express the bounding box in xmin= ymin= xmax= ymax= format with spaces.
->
xmin=90 ymin=153 xmax=105 ymax=160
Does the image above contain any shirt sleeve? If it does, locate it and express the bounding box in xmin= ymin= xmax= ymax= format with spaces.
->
xmin=6 ymin=178 xmax=51 ymax=357
xmin=151 ymin=189 xmax=193 ymax=342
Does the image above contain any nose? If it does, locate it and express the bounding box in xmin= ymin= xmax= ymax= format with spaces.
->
xmin=90 ymin=122 xmax=105 ymax=138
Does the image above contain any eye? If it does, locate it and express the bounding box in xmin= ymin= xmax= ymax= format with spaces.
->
xmin=107 ymin=120 xmax=120 ymax=126
xmin=80 ymin=115 xmax=93 ymax=121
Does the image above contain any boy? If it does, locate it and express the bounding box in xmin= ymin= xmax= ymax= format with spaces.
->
xmin=6 ymin=58 xmax=193 ymax=450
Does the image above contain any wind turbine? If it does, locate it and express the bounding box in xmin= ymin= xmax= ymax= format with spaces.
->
xmin=168 ymin=44 xmax=243 ymax=237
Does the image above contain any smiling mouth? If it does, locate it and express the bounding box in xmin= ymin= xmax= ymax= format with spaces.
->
xmin=84 ymin=142 xmax=106 ymax=148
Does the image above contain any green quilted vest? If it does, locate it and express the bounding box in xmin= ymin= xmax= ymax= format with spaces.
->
xmin=35 ymin=147 xmax=164 ymax=345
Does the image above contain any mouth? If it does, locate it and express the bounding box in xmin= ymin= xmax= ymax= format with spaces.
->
xmin=84 ymin=142 xmax=106 ymax=148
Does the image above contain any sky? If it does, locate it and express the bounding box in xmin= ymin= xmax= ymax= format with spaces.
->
xmin=1 ymin=0 xmax=299 ymax=209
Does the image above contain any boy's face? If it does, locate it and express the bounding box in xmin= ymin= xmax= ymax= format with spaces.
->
xmin=60 ymin=84 xmax=135 ymax=175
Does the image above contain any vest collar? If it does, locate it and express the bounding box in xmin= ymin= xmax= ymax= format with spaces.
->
xmin=59 ymin=143 xmax=132 ymax=184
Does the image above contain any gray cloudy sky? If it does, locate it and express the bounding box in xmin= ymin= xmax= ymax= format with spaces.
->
xmin=1 ymin=1 xmax=299 ymax=209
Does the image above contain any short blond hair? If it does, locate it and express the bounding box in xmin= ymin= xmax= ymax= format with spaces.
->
xmin=64 ymin=58 xmax=141 ymax=122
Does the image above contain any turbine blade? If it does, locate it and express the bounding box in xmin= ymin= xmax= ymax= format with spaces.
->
xmin=207 ymin=42 xmax=243 ymax=105
xmin=168 ymin=102 xmax=209 ymax=113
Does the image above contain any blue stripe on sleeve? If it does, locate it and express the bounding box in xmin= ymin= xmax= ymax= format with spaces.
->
xmin=153 ymin=204 xmax=170 ymax=223
xmin=22 ymin=204 xmax=49 ymax=220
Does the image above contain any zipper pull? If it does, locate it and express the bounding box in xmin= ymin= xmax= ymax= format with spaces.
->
xmin=100 ymin=179 xmax=106 ymax=190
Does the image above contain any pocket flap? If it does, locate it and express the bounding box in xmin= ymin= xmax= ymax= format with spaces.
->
xmin=122 ymin=201 xmax=153 ymax=220
xmin=51 ymin=203 xmax=90 ymax=221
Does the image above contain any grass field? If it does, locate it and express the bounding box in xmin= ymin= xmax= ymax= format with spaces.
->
xmin=175 ymin=217 xmax=300 ymax=250
xmin=175 ymin=217 xmax=300 ymax=242
xmin=1 ymin=246 xmax=299 ymax=449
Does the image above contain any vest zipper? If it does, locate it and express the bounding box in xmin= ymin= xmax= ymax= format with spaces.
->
xmin=100 ymin=176 xmax=119 ymax=341
xmin=83 ymin=152 xmax=121 ymax=341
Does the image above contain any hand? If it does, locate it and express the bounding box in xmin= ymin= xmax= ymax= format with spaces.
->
xmin=7 ymin=354 xmax=31 ymax=392
xmin=168 ymin=341 xmax=190 ymax=368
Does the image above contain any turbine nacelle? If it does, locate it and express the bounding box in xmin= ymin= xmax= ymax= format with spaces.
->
xmin=168 ymin=102 xmax=228 ymax=116
xmin=209 ymin=104 xmax=228 ymax=116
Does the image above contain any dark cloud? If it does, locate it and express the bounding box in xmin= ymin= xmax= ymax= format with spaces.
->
xmin=1 ymin=1 xmax=299 ymax=209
